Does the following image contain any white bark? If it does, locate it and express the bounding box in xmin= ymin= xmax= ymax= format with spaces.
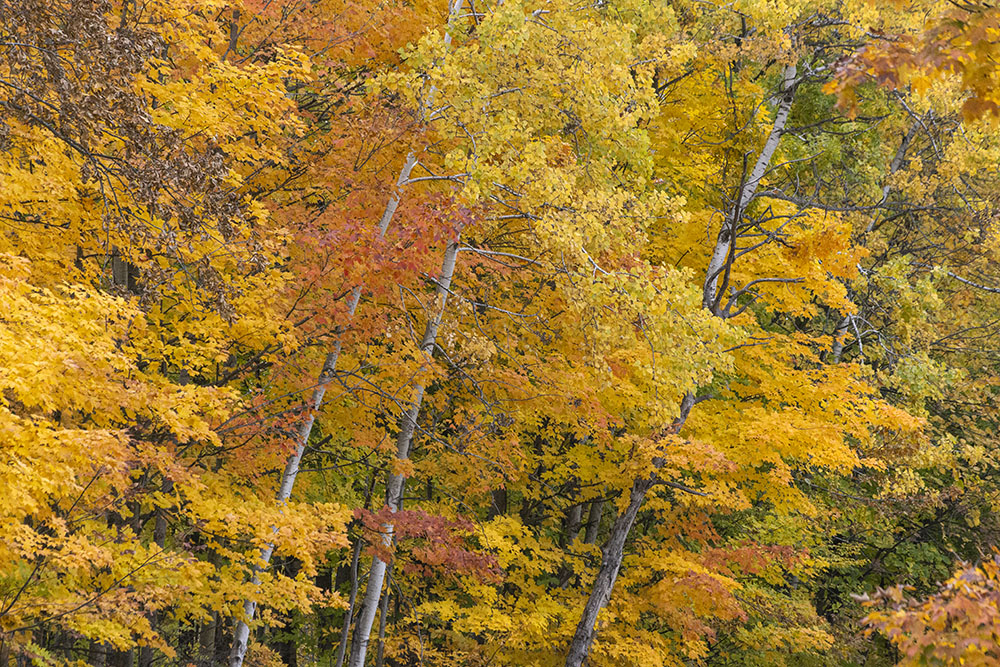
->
xmin=227 ymin=110 xmax=421 ymax=667
xmin=333 ymin=535 xmax=364 ymax=667
xmin=564 ymin=393 xmax=695 ymax=667
xmin=347 ymin=238 xmax=461 ymax=667
xmin=568 ymin=62 xmax=802 ymax=667
xmin=564 ymin=478 xmax=652 ymax=667
xmin=703 ymin=64 xmax=798 ymax=313
xmin=228 ymin=0 xmax=467 ymax=660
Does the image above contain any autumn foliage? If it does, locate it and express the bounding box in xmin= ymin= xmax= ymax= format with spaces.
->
xmin=3 ymin=0 xmax=1000 ymax=666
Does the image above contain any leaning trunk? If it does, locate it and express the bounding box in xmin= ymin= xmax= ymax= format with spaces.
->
xmin=229 ymin=3 xmax=465 ymax=662
xmin=703 ymin=63 xmax=798 ymax=313
xmin=564 ymin=478 xmax=653 ymax=667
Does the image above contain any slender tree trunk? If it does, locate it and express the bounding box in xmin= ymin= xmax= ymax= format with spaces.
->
xmin=199 ymin=613 xmax=218 ymax=667
xmin=374 ymin=567 xmax=393 ymax=667
xmin=229 ymin=152 xmax=417 ymax=667
xmin=830 ymin=315 xmax=851 ymax=363
xmin=137 ymin=641 xmax=154 ymax=667
xmin=334 ymin=475 xmax=377 ymax=666
xmin=864 ymin=124 xmax=918 ymax=236
xmin=333 ymin=536 xmax=365 ymax=667
xmin=563 ymin=69 xmax=802 ymax=667
xmin=273 ymin=559 xmax=301 ymax=667
xmin=560 ymin=500 xmax=584 ymax=589
xmin=703 ymin=63 xmax=798 ymax=313
xmin=139 ymin=498 xmax=169 ymax=667
xmin=346 ymin=238 xmax=461 ymax=667
xmin=564 ymin=478 xmax=653 ymax=667
xmin=583 ymin=497 xmax=604 ymax=545
xmin=228 ymin=5 xmax=466 ymax=665
xmin=565 ymin=503 xmax=583 ymax=544
xmin=488 ymin=487 xmax=507 ymax=518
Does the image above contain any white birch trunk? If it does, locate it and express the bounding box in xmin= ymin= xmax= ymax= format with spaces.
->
xmin=567 ymin=63 xmax=801 ymax=667
xmin=564 ymin=478 xmax=652 ymax=667
xmin=333 ymin=535 xmax=365 ymax=667
xmin=228 ymin=0 xmax=466 ymax=659
xmin=564 ymin=392 xmax=695 ymax=667
xmin=227 ymin=132 xmax=420 ymax=667
xmin=347 ymin=238 xmax=461 ymax=667
xmin=703 ymin=63 xmax=798 ymax=313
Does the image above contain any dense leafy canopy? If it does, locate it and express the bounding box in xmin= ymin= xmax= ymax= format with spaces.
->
xmin=2 ymin=0 xmax=1000 ymax=666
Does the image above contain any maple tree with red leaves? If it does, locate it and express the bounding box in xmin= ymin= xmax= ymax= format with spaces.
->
xmin=4 ymin=1 xmax=1000 ymax=667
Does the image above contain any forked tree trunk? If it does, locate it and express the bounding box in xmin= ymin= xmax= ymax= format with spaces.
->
xmin=346 ymin=239 xmax=461 ymax=667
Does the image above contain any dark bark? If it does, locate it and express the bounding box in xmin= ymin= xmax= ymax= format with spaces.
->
xmin=199 ymin=612 xmax=218 ymax=667
xmin=584 ymin=498 xmax=604 ymax=545
xmin=488 ymin=488 xmax=508 ymax=518
xmin=564 ymin=478 xmax=653 ymax=667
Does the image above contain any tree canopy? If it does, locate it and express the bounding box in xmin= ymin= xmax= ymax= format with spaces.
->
xmin=3 ymin=1 xmax=1000 ymax=666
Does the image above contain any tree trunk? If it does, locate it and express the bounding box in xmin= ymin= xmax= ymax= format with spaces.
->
xmin=199 ymin=612 xmax=218 ymax=667
xmin=488 ymin=487 xmax=507 ymax=518
xmin=227 ymin=121 xmax=419 ymax=667
xmin=703 ymin=63 xmax=798 ymax=313
xmin=565 ymin=67 xmax=802 ymax=658
xmin=564 ymin=478 xmax=653 ymax=667
xmin=373 ymin=567 xmax=393 ymax=667
xmin=565 ymin=503 xmax=583 ymax=544
xmin=90 ymin=642 xmax=107 ymax=667
xmin=583 ymin=497 xmax=604 ymax=545
xmin=864 ymin=123 xmax=918 ymax=235
xmin=139 ymin=498 xmax=169 ymax=667
xmin=228 ymin=5 xmax=466 ymax=665
xmin=109 ymin=648 xmax=133 ymax=667
xmin=137 ymin=642 xmax=154 ymax=667
xmin=272 ymin=559 xmax=301 ymax=667
xmin=346 ymin=238 xmax=461 ymax=667
xmin=830 ymin=315 xmax=851 ymax=364
xmin=333 ymin=536 xmax=364 ymax=667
